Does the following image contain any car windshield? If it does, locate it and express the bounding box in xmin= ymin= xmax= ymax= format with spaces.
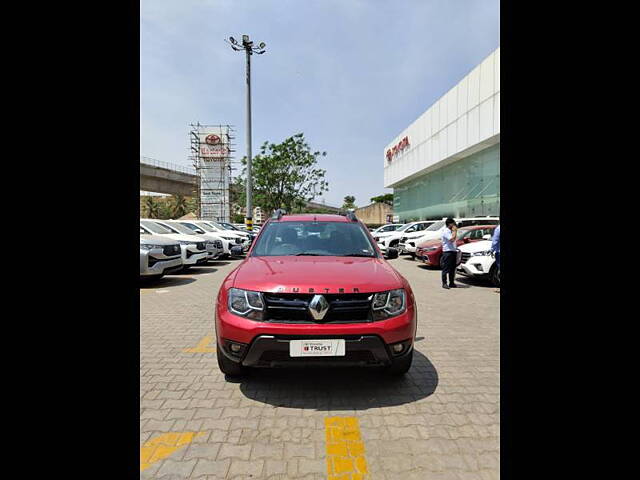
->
xmin=164 ymin=222 xmax=197 ymax=235
xmin=251 ymin=221 xmax=377 ymax=257
xmin=425 ymin=220 xmax=445 ymax=231
xmin=220 ymin=222 xmax=239 ymax=230
xmin=397 ymin=224 xmax=412 ymax=232
xmin=191 ymin=222 xmax=216 ymax=233
xmin=140 ymin=220 xmax=173 ymax=234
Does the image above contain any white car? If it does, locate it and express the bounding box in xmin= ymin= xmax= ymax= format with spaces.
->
xmin=140 ymin=219 xmax=210 ymax=269
xmin=178 ymin=220 xmax=246 ymax=257
xmin=376 ymin=221 xmax=437 ymax=254
xmin=400 ymin=217 xmax=500 ymax=258
xmin=456 ymin=239 xmax=499 ymax=286
xmin=198 ymin=220 xmax=251 ymax=251
xmin=157 ymin=220 xmax=225 ymax=260
xmin=139 ymin=232 xmax=183 ymax=280
xmin=371 ymin=224 xmax=403 ymax=235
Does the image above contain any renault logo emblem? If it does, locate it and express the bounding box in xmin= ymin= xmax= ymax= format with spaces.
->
xmin=308 ymin=294 xmax=330 ymax=320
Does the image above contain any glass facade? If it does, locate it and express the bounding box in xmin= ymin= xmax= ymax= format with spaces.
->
xmin=393 ymin=143 xmax=500 ymax=221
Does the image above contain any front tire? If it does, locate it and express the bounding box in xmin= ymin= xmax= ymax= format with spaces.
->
xmin=387 ymin=349 xmax=413 ymax=375
xmin=217 ymin=347 xmax=246 ymax=377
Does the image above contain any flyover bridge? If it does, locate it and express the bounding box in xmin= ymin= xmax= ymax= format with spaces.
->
xmin=140 ymin=157 xmax=197 ymax=196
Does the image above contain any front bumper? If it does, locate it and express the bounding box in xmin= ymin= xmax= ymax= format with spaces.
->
xmin=456 ymin=255 xmax=493 ymax=277
xmin=223 ymin=334 xmax=413 ymax=368
xmin=140 ymin=254 xmax=183 ymax=276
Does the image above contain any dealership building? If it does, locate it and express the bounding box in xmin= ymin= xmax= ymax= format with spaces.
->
xmin=384 ymin=47 xmax=500 ymax=222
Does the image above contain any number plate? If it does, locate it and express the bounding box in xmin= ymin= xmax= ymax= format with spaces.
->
xmin=289 ymin=339 xmax=345 ymax=357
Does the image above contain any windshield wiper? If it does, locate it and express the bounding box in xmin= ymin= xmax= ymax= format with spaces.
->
xmin=295 ymin=252 xmax=324 ymax=256
xmin=338 ymin=253 xmax=375 ymax=257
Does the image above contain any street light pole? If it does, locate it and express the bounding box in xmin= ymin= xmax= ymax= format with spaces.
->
xmin=228 ymin=35 xmax=266 ymax=231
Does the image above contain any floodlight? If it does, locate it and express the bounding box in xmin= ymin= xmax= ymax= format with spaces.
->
xmin=259 ymin=42 xmax=265 ymax=49
xmin=242 ymin=34 xmax=249 ymax=43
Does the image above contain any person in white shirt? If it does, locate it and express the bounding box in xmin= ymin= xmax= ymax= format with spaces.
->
xmin=440 ymin=218 xmax=458 ymax=289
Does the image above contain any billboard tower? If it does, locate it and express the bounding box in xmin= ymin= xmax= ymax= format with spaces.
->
xmin=189 ymin=123 xmax=235 ymax=222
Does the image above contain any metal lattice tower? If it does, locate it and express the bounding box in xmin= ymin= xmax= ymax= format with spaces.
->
xmin=189 ymin=123 xmax=236 ymax=222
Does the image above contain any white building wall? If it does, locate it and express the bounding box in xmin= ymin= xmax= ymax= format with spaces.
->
xmin=384 ymin=47 xmax=500 ymax=188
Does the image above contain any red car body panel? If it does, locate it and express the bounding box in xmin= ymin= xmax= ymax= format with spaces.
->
xmin=215 ymin=214 xmax=417 ymax=361
xmin=415 ymin=225 xmax=497 ymax=266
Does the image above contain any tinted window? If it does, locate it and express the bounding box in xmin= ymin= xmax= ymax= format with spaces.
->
xmin=140 ymin=220 xmax=173 ymax=234
xmin=163 ymin=222 xmax=197 ymax=235
xmin=251 ymin=222 xmax=376 ymax=257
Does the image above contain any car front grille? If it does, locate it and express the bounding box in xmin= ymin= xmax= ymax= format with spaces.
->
xmin=257 ymin=350 xmax=377 ymax=365
xmin=214 ymin=240 xmax=223 ymax=249
xmin=262 ymin=293 xmax=373 ymax=323
xmin=163 ymin=244 xmax=180 ymax=256
xmin=401 ymin=236 xmax=408 ymax=243
xmin=389 ymin=239 xmax=400 ymax=247
xmin=461 ymin=252 xmax=471 ymax=264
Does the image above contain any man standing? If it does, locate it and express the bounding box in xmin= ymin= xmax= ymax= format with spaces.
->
xmin=491 ymin=224 xmax=500 ymax=293
xmin=441 ymin=218 xmax=458 ymax=289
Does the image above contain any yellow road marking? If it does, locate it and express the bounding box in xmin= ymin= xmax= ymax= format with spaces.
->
xmin=325 ymin=417 xmax=369 ymax=480
xmin=140 ymin=431 xmax=205 ymax=471
xmin=183 ymin=336 xmax=216 ymax=353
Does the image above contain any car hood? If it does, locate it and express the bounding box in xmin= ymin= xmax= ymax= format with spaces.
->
xmin=374 ymin=231 xmax=398 ymax=239
xmin=154 ymin=233 xmax=209 ymax=243
xmin=458 ymin=240 xmax=492 ymax=253
xmin=140 ymin=234 xmax=178 ymax=246
xmin=417 ymin=238 xmax=442 ymax=249
xmin=232 ymin=256 xmax=403 ymax=294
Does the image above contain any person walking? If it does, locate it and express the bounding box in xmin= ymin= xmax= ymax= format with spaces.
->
xmin=441 ymin=218 xmax=458 ymax=289
xmin=491 ymin=224 xmax=500 ymax=293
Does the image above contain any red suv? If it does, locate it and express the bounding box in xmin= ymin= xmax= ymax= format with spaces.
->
xmin=215 ymin=212 xmax=417 ymax=377
xmin=415 ymin=225 xmax=497 ymax=267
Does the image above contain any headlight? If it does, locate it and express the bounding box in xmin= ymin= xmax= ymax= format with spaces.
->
xmin=371 ymin=289 xmax=406 ymax=320
xmin=228 ymin=288 xmax=265 ymax=320
xmin=472 ymin=250 xmax=492 ymax=256
xmin=373 ymin=236 xmax=380 ymax=241
xmin=423 ymin=246 xmax=438 ymax=252
xmin=140 ymin=244 xmax=164 ymax=251
xmin=178 ymin=240 xmax=197 ymax=246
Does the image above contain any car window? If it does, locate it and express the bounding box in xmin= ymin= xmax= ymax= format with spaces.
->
xmin=164 ymin=222 xmax=197 ymax=235
xmin=140 ymin=220 xmax=173 ymax=234
xmin=251 ymin=221 xmax=376 ymax=257
xmin=425 ymin=220 xmax=445 ymax=231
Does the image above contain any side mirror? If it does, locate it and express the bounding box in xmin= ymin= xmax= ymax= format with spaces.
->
xmin=463 ymin=238 xmax=470 ymax=243
xmin=195 ymin=228 xmax=205 ymax=234
xmin=386 ymin=247 xmax=399 ymax=259
xmin=483 ymin=234 xmax=491 ymax=240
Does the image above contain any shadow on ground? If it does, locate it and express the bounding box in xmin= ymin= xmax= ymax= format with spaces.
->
xmin=174 ymin=267 xmax=217 ymax=276
xmin=236 ymin=348 xmax=438 ymax=410
xmin=139 ymin=277 xmax=197 ymax=288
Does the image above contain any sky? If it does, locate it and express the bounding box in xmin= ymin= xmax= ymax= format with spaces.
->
xmin=140 ymin=0 xmax=500 ymax=208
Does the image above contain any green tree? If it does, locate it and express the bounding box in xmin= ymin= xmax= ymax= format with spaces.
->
xmin=370 ymin=193 xmax=394 ymax=206
xmin=342 ymin=195 xmax=356 ymax=209
xmin=143 ymin=196 xmax=159 ymax=218
xmin=237 ymin=133 xmax=329 ymax=215
xmin=170 ymin=195 xmax=188 ymax=218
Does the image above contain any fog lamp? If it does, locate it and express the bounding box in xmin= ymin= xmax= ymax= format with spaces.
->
xmin=230 ymin=343 xmax=242 ymax=353
xmin=392 ymin=343 xmax=404 ymax=353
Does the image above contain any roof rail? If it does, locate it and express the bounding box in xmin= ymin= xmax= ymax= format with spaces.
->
xmin=337 ymin=209 xmax=358 ymax=222
xmin=271 ymin=209 xmax=286 ymax=220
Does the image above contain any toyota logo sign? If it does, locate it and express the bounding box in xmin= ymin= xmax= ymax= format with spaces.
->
xmin=205 ymin=134 xmax=221 ymax=145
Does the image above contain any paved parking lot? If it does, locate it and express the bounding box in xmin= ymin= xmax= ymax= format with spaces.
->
xmin=140 ymin=256 xmax=499 ymax=479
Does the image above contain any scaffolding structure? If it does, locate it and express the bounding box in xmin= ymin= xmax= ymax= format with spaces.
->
xmin=189 ymin=123 xmax=236 ymax=222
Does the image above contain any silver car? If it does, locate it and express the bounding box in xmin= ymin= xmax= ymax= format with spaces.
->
xmin=140 ymin=231 xmax=183 ymax=280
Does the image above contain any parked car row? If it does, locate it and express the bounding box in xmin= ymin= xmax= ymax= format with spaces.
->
xmin=140 ymin=218 xmax=255 ymax=281
xmin=373 ymin=217 xmax=500 ymax=286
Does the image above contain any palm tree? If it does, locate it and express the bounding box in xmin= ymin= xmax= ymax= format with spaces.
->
xmin=171 ymin=195 xmax=188 ymax=218
xmin=143 ymin=196 xmax=159 ymax=218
